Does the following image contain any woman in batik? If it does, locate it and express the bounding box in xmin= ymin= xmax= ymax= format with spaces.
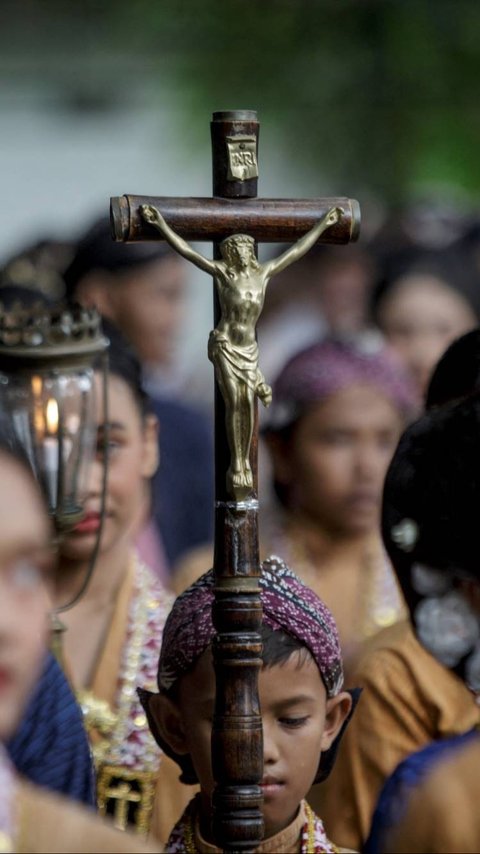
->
xmin=54 ymin=322 xmax=190 ymax=844
xmin=0 ymin=424 xmax=159 ymax=853
xmin=322 ymin=390 xmax=480 ymax=851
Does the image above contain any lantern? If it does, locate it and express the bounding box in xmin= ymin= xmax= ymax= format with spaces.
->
xmin=0 ymin=301 xmax=108 ymax=532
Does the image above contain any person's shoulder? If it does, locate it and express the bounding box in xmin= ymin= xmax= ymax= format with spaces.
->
xmin=420 ymin=735 xmax=480 ymax=802
xmin=354 ymin=620 xmax=417 ymax=679
xmin=354 ymin=620 xmax=479 ymax=730
xmin=356 ymin=619 xmax=451 ymax=682
xmin=172 ymin=543 xmax=214 ymax=595
xmin=384 ymin=736 xmax=480 ymax=853
xmin=17 ymin=780 xmax=163 ymax=853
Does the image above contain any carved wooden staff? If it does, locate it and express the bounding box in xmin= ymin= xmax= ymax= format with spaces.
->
xmin=111 ymin=109 xmax=360 ymax=852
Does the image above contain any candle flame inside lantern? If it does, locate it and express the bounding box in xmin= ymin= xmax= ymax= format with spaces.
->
xmin=46 ymin=398 xmax=59 ymax=435
xmin=32 ymin=376 xmax=45 ymax=437
xmin=31 ymin=375 xmax=43 ymax=398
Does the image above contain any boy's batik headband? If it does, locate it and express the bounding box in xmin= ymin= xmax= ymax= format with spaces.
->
xmin=158 ymin=556 xmax=344 ymax=698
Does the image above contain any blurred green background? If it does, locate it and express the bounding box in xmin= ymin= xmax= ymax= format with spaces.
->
xmin=2 ymin=0 xmax=479 ymax=204
xmin=136 ymin=0 xmax=480 ymax=203
xmin=1 ymin=3 xmax=479 ymax=319
xmin=1 ymin=0 xmax=479 ymax=388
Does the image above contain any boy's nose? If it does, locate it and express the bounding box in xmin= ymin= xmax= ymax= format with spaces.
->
xmin=263 ymin=723 xmax=281 ymax=766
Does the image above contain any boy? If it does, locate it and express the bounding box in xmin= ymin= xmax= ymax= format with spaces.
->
xmin=140 ymin=557 xmax=353 ymax=853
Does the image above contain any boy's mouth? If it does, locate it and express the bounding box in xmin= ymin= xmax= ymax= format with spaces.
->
xmin=260 ymin=776 xmax=284 ymax=796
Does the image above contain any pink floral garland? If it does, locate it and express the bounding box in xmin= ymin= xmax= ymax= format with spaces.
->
xmin=105 ymin=554 xmax=173 ymax=773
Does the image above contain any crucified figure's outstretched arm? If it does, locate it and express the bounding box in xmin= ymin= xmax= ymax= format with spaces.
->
xmin=263 ymin=206 xmax=342 ymax=278
xmin=141 ymin=204 xmax=218 ymax=276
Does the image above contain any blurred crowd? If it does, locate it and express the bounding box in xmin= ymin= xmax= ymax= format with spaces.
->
xmin=1 ymin=196 xmax=480 ymax=851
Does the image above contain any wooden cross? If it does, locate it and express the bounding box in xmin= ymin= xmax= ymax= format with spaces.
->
xmin=111 ymin=109 xmax=360 ymax=852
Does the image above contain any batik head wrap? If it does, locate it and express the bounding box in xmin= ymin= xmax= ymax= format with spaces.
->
xmin=139 ymin=556 xmax=347 ymax=784
xmin=159 ymin=556 xmax=343 ymax=697
xmin=382 ymin=392 xmax=480 ymax=691
xmin=264 ymin=334 xmax=419 ymax=433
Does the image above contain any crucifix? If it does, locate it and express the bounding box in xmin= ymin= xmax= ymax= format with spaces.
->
xmin=102 ymin=780 xmax=141 ymax=830
xmin=111 ymin=109 xmax=360 ymax=852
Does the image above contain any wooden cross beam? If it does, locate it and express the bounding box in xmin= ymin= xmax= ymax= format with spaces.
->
xmin=110 ymin=109 xmax=360 ymax=853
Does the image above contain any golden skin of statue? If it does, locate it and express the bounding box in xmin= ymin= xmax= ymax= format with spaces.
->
xmin=141 ymin=203 xmax=341 ymax=499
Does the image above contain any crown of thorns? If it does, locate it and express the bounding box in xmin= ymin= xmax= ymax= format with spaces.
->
xmin=220 ymin=234 xmax=255 ymax=250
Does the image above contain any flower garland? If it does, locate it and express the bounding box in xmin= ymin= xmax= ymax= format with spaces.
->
xmin=102 ymin=555 xmax=172 ymax=773
xmin=79 ymin=553 xmax=173 ymax=833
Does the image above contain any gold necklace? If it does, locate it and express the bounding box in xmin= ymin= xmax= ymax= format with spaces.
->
xmin=181 ymin=802 xmax=338 ymax=854
xmin=303 ymin=801 xmax=316 ymax=852
xmin=183 ymin=812 xmax=197 ymax=853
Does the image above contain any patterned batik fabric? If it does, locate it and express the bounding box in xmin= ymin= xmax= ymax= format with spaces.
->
xmin=266 ymin=336 xmax=419 ymax=432
xmin=7 ymin=652 xmax=95 ymax=806
xmin=158 ymin=555 xmax=344 ymax=698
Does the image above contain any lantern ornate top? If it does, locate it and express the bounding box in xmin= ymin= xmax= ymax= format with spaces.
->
xmin=0 ymin=302 xmax=108 ymax=366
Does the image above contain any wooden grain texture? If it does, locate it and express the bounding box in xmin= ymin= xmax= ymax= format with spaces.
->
xmin=109 ymin=109 xmax=361 ymax=852
xmin=111 ymin=194 xmax=360 ymax=244
xmin=210 ymin=110 xmax=264 ymax=854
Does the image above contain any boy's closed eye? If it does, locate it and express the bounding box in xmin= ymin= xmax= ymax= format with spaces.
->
xmin=271 ymin=693 xmax=317 ymax=729
xmin=278 ymin=715 xmax=310 ymax=728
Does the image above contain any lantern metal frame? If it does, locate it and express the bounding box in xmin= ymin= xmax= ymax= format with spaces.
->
xmin=0 ymin=301 xmax=110 ymax=615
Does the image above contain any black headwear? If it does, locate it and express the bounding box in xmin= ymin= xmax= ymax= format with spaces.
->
xmin=63 ymin=217 xmax=176 ymax=300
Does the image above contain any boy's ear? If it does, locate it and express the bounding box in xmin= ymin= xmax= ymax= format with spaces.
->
xmin=141 ymin=414 xmax=159 ymax=478
xmin=320 ymin=691 xmax=353 ymax=752
xmin=148 ymin=692 xmax=189 ymax=756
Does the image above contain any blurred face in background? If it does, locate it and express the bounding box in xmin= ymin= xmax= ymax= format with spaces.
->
xmin=59 ymin=373 xmax=158 ymax=564
xmin=319 ymin=256 xmax=373 ymax=335
xmin=0 ymin=452 xmax=51 ymax=740
xmin=268 ymin=384 xmax=404 ymax=537
xmin=79 ymin=255 xmax=187 ymax=369
xmin=378 ymin=273 xmax=477 ymax=396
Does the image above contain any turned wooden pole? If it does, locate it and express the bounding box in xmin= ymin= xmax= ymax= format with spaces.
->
xmin=210 ymin=109 xmax=264 ymax=853
xmin=109 ymin=108 xmax=361 ymax=852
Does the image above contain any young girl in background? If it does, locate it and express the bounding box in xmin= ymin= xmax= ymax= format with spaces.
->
xmin=262 ymin=336 xmax=418 ymax=680
xmin=174 ymin=335 xmax=417 ymax=682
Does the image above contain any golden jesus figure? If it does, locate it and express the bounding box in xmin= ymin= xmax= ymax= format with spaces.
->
xmin=141 ymin=203 xmax=341 ymax=499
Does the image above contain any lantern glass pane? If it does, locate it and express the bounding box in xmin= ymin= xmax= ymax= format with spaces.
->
xmin=0 ymin=367 xmax=96 ymax=524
